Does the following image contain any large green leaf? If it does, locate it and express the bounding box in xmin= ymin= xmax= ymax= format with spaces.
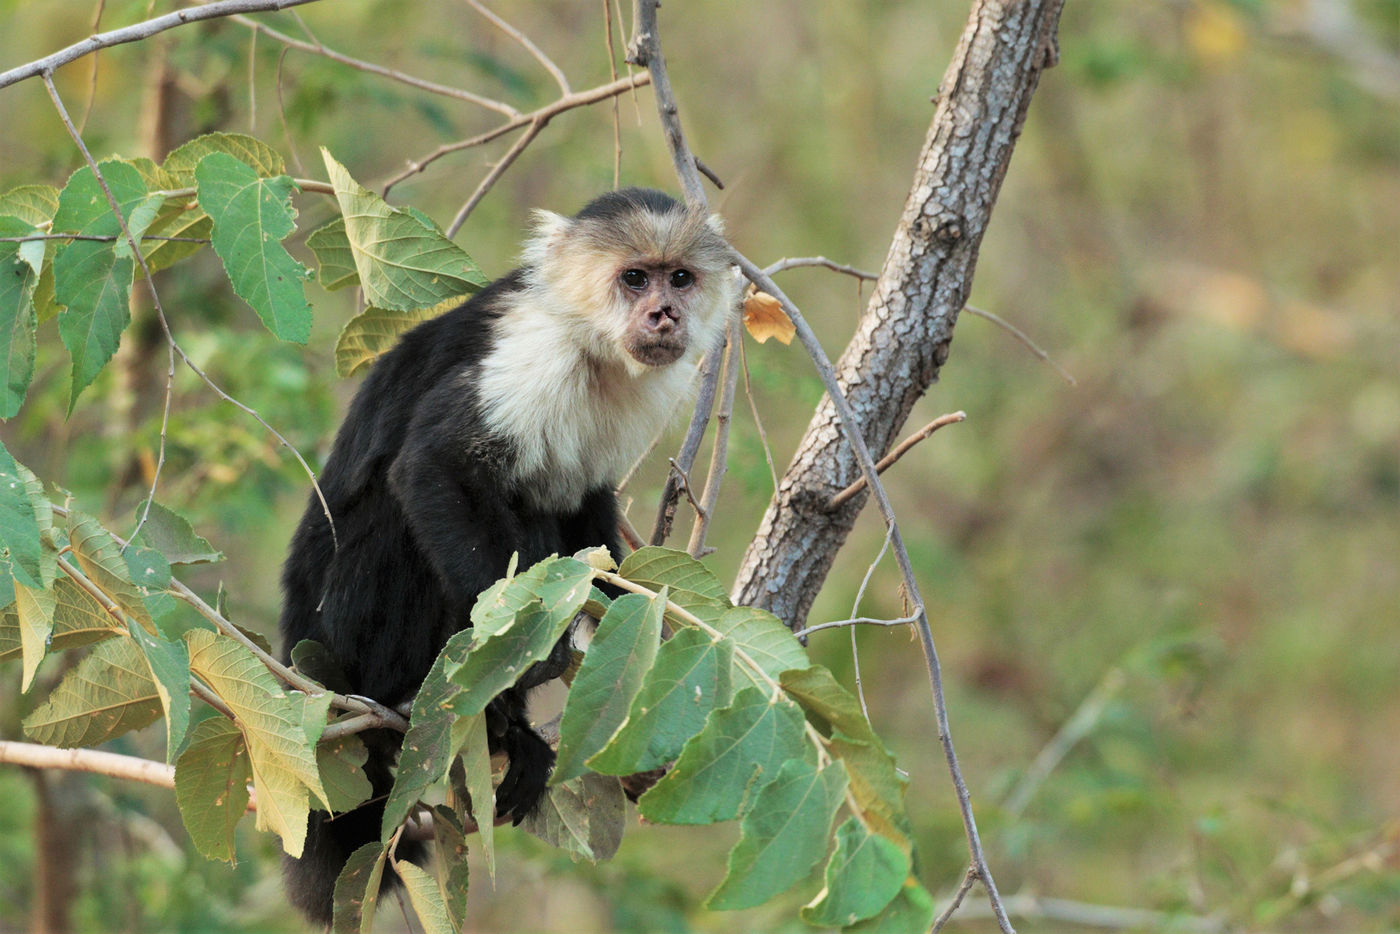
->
xmin=163 ymin=132 xmax=284 ymax=185
xmin=396 ymin=860 xmax=455 ymax=934
xmin=637 ymin=686 xmax=809 ymax=824
xmin=430 ymin=805 xmax=470 ymax=928
xmin=618 ymin=546 xmax=730 ymax=605
xmin=52 ymin=160 xmax=150 ymax=409
xmin=22 ymin=636 xmax=162 ymax=746
xmin=126 ymin=617 xmax=191 ymax=761
xmin=553 ymin=590 xmax=665 ymax=784
xmin=334 ymin=300 xmax=453 ymax=378
xmin=331 ymin=841 xmax=388 ymax=934
xmin=174 ymin=716 xmax=251 ymax=863
xmin=318 ymin=734 xmax=373 ymax=813
xmin=0 ymin=184 xmax=61 ymax=226
xmin=132 ymin=500 xmax=223 ymax=565
xmin=801 ymin=817 xmax=911 ymax=927
xmin=322 ymin=149 xmax=485 ymax=311
xmin=381 ymin=628 xmax=473 ymax=840
xmin=185 ymin=629 xmax=330 ymax=857
xmin=0 ymin=215 xmax=40 ymax=418
xmin=705 ymin=758 xmax=848 ymax=910
xmin=587 ymin=627 xmax=734 ymax=776
xmin=195 ymin=152 xmax=313 ymax=343
xmin=306 ymin=216 xmax=358 ymax=291
xmin=0 ymin=441 xmax=45 ymax=590
xmin=521 ymin=771 xmax=626 ymax=861
xmin=455 ymin=710 xmax=495 ymax=878
xmin=846 ymin=876 xmax=936 ymax=934
xmin=708 ymin=604 xmax=809 ymax=690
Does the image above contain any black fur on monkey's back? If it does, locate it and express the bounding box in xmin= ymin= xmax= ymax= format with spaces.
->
xmin=277 ymin=186 xmax=734 ymax=926
xmin=277 ymin=272 xmax=622 ymax=925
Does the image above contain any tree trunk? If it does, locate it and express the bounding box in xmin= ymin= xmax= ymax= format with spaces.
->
xmin=732 ymin=0 xmax=1065 ymax=629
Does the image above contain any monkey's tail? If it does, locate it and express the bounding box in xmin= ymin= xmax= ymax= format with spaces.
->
xmin=282 ymin=732 xmax=423 ymax=927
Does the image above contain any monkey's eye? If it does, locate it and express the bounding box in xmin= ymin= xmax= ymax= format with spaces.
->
xmin=670 ymin=269 xmax=694 ymax=289
xmin=621 ymin=269 xmax=649 ymax=290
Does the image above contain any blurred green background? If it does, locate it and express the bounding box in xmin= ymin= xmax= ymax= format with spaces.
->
xmin=1 ymin=0 xmax=1397 ymax=930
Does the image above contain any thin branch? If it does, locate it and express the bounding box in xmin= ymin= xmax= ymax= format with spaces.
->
xmin=792 ymin=611 xmax=921 ymax=641
xmin=648 ymin=341 xmax=723 ymax=545
xmin=0 ymin=0 xmax=324 ymax=91
xmin=932 ymin=866 xmax=980 ymax=933
xmin=693 ymin=156 xmax=724 ymax=190
xmin=945 ymin=894 xmax=1227 ymax=933
xmin=827 ymin=411 xmax=967 ymax=509
xmin=77 ymin=0 xmax=108 ymax=133
xmin=686 ymin=315 xmax=742 ymax=557
xmin=0 ymin=234 xmax=210 ymax=244
xmin=964 ymin=304 xmax=1076 ymax=385
xmin=127 ymin=339 xmax=176 ymax=546
xmin=444 ymin=116 xmax=545 ymax=238
xmin=844 ymin=524 xmax=895 ymax=721
xmin=737 ymin=337 xmax=779 ymax=493
xmin=625 ymin=0 xmax=706 ymax=206
xmin=763 ymin=256 xmax=878 ymax=281
xmin=230 ymin=14 xmax=519 ymax=117
xmin=0 ymin=740 xmax=175 ymax=790
xmin=733 ymin=252 xmax=1012 ymax=933
xmin=380 ymin=72 xmax=650 ymax=196
xmin=602 ymin=0 xmax=623 ymax=188
xmin=461 ymin=0 xmax=570 ymax=96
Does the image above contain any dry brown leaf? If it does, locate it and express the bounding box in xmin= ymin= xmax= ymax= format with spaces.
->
xmin=743 ymin=290 xmax=795 ymax=345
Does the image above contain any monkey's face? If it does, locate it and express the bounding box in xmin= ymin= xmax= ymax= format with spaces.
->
xmin=617 ymin=264 xmax=700 ymax=367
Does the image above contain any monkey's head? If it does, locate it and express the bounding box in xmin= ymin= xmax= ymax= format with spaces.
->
xmin=522 ymin=188 xmax=736 ymax=376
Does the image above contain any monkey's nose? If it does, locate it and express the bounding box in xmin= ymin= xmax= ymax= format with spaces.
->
xmin=647 ymin=306 xmax=678 ymax=330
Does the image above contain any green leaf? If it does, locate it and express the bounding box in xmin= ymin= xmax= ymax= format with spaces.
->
xmin=395 ymin=859 xmax=455 ymax=934
xmin=321 ymin=149 xmax=486 ymax=311
xmin=782 ymin=666 xmax=913 ymax=852
xmin=318 ymin=734 xmax=373 ymax=813
xmin=456 ymin=710 xmax=495 ymax=879
xmin=126 ymin=617 xmax=191 ymax=761
xmin=163 ymin=132 xmax=284 ymax=186
xmin=141 ymin=204 xmax=211 ymax=272
xmin=52 ymin=160 xmax=148 ymax=409
xmin=331 ymin=841 xmax=388 ymax=934
xmin=0 ymin=215 xmax=40 ymax=418
xmin=132 ymin=500 xmax=223 ymax=565
xmin=289 ymin=639 xmax=351 ymax=694
xmin=196 ymin=152 xmax=313 ymax=343
xmin=0 ymin=577 xmax=123 ymax=663
xmin=618 ymin=546 xmax=730 ymax=605
xmin=587 ymin=627 xmax=734 ymax=775
xmin=708 ymin=605 xmax=808 ymax=689
xmin=174 ymin=716 xmax=251 ymax=863
xmin=521 ymin=771 xmax=626 ymax=861
xmin=846 ymin=876 xmax=936 ymax=934
xmin=185 ymin=629 xmax=330 ymax=857
xmin=801 ymin=817 xmax=910 ymax=927
xmin=67 ymin=508 xmax=152 ymax=628
xmin=446 ymin=557 xmax=594 ymax=714
xmin=705 ymin=758 xmax=848 ymax=910
xmin=553 ymin=590 xmax=665 ymax=784
xmin=23 ymin=635 xmax=161 ymax=746
xmin=637 ymin=686 xmax=809 ymax=824
xmin=334 ymin=300 xmax=453 ymax=378
xmin=0 ymin=442 xmax=45 ymax=590
xmin=381 ymin=628 xmax=473 ymax=840
xmin=430 ymin=805 xmax=470 ymax=928
xmin=0 ymin=184 xmax=61 ymax=226
xmin=306 ymin=216 xmax=359 ymax=291
xmin=14 ymin=577 xmax=55 ymax=692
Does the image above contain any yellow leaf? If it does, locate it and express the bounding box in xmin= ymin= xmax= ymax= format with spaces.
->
xmin=743 ymin=291 xmax=795 ymax=345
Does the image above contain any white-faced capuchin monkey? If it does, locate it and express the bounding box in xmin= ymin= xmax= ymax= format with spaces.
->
xmin=278 ymin=187 xmax=736 ymax=925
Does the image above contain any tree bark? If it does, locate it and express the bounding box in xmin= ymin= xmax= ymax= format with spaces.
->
xmin=733 ymin=0 xmax=1065 ymax=629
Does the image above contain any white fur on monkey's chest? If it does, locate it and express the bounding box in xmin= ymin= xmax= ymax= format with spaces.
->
xmin=474 ymin=300 xmax=698 ymax=513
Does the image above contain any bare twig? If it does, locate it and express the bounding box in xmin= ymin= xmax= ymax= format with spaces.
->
xmin=932 ymin=866 xmax=980 ymax=933
xmin=602 ymin=0 xmax=623 ymax=188
xmin=0 ymin=741 xmax=175 ymax=789
xmin=964 ymin=304 xmax=1076 ymax=385
xmin=694 ymin=156 xmax=724 ymax=190
xmin=0 ymin=234 xmax=209 ymax=244
xmin=844 ymin=524 xmax=895 ymax=720
xmin=380 ymin=72 xmax=650 ymax=196
xmin=737 ymin=338 xmax=779 ymax=493
xmin=763 ymin=255 xmax=878 ymax=281
xmin=0 ymin=0 xmax=324 ymax=91
xmin=445 ymin=116 xmax=545 ymax=238
xmin=127 ymin=339 xmax=175 ymax=548
xmin=792 ymin=611 xmax=921 ymax=641
xmin=462 ymin=0 xmax=570 ymax=96
xmin=686 ymin=315 xmax=742 ymax=557
xmin=648 ymin=341 xmax=722 ymax=545
xmin=945 ymin=893 xmax=1227 ymax=933
xmin=827 ymin=411 xmax=967 ymax=509
xmin=231 ymin=14 xmax=519 ymax=117
xmin=625 ymin=0 xmax=706 ymax=206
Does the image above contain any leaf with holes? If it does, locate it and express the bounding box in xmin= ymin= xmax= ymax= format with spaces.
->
xmin=175 ymin=716 xmax=251 ymax=863
xmin=23 ymin=636 xmax=161 ymax=746
xmin=0 ymin=577 xmax=122 ymax=664
xmin=332 ymin=841 xmax=388 ymax=934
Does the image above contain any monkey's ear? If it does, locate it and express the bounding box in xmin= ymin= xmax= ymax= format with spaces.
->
xmin=521 ymin=209 xmax=572 ymax=270
xmin=705 ymin=213 xmax=726 ymax=236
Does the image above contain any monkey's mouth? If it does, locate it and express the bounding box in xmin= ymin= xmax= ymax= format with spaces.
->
xmin=624 ymin=336 xmax=687 ymax=367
